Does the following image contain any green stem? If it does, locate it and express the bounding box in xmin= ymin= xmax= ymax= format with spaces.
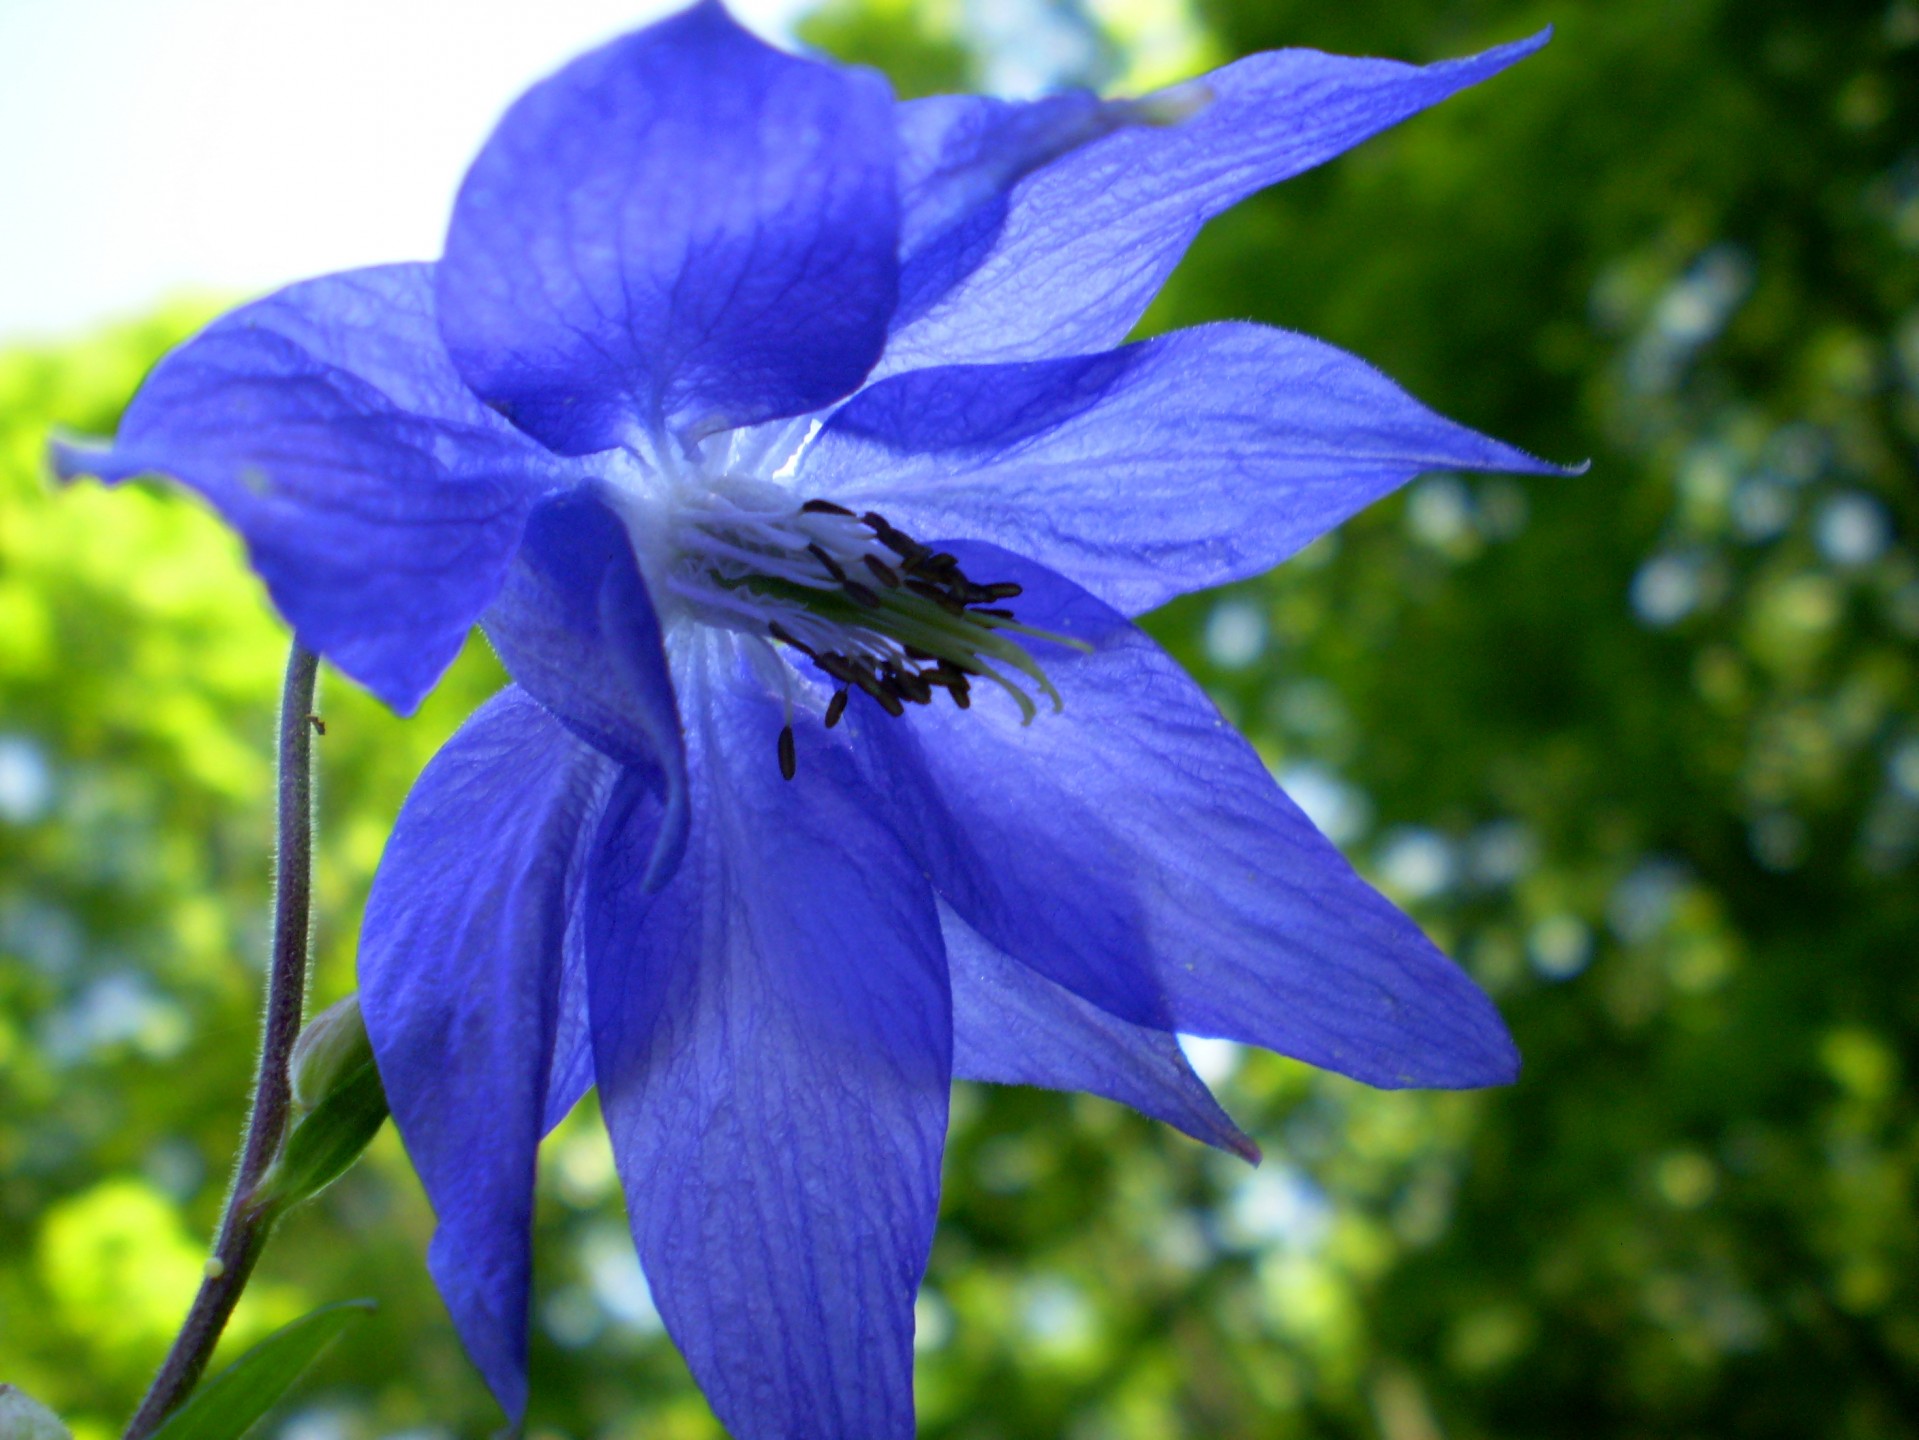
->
xmin=124 ymin=643 xmax=320 ymax=1440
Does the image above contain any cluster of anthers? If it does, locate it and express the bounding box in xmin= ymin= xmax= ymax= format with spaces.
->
xmin=659 ymin=478 xmax=1081 ymax=779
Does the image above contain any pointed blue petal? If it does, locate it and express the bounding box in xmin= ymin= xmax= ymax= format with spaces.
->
xmin=893 ymin=88 xmax=1194 ymax=331
xmin=878 ymin=32 xmax=1548 ymax=376
xmin=859 ymin=545 xmax=1519 ymax=1090
xmin=944 ymin=903 xmax=1258 ymax=1161
xmin=358 ymin=686 xmax=618 ymax=1418
xmin=439 ymin=1 xmax=900 ymax=454
xmin=541 ymin=913 xmax=596 ymax=1134
xmin=50 ymin=264 xmax=561 ymax=713
xmin=809 ymin=320 xmax=1567 ymax=614
xmin=854 ymin=675 xmax=1170 ymax=1031
xmin=585 ymin=636 xmax=948 ymax=1440
xmin=483 ymin=486 xmax=688 ymax=889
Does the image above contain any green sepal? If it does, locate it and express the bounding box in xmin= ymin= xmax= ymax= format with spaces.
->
xmin=252 ymin=1055 xmax=389 ymax=1214
xmin=147 ymin=1300 xmax=374 ymax=1440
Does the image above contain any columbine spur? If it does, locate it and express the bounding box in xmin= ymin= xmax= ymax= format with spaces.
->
xmin=57 ymin=4 xmax=1560 ymax=1434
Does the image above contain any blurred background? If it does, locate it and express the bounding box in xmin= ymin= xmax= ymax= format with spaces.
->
xmin=2 ymin=0 xmax=1916 ymax=1436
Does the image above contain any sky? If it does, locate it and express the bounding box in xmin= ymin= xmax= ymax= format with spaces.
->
xmin=0 ymin=0 xmax=809 ymax=342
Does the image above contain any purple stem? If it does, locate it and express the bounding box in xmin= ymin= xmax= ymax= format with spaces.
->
xmin=124 ymin=643 xmax=319 ymax=1439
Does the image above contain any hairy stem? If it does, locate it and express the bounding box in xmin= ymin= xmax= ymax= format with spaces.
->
xmin=125 ymin=644 xmax=320 ymax=1439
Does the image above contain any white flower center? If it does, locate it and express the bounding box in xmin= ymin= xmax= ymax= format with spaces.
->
xmin=602 ymin=446 xmax=1081 ymax=777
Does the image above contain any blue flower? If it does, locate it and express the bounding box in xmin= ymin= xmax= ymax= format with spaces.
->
xmin=56 ymin=5 xmax=1558 ymax=1434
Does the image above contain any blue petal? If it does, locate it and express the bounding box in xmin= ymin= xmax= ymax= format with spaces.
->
xmin=541 ymin=912 xmax=596 ymax=1134
xmin=807 ymin=320 xmax=1566 ymax=614
xmin=483 ymin=486 xmax=688 ymax=888
xmin=358 ymin=686 xmax=618 ymax=1418
xmin=585 ymin=635 xmax=948 ymax=1440
xmin=438 ymin=1 xmax=900 ymax=454
xmin=893 ymin=88 xmax=1196 ymax=332
xmin=49 ymin=264 xmax=559 ymax=713
xmin=853 ymin=667 xmax=1170 ymax=1031
xmin=877 ymin=32 xmax=1548 ymax=376
xmin=943 ymin=903 xmax=1258 ymax=1161
xmin=857 ymin=544 xmax=1519 ymax=1090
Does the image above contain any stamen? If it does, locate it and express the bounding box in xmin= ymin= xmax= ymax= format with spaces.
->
xmin=807 ymin=542 xmax=849 ymax=585
xmin=814 ymin=652 xmax=860 ymax=687
xmin=860 ymin=512 xmax=921 ymax=558
xmin=767 ymin=621 xmax=815 ymax=658
xmin=904 ymin=577 xmax=967 ymax=614
xmin=666 ymin=489 xmax=1082 ymax=766
xmin=930 ymin=662 xmax=974 ymax=709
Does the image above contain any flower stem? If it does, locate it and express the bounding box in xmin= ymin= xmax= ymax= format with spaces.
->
xmin=124 ymin=643 xmax=320 ymax=1440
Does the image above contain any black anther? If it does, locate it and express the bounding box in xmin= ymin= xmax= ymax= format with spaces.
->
xmin=862 ymin=513 xmax=923 ymax=559
xmin=806 ymin=542 xmax=849 ymax=584
xmin=767 ymin=621 xmax=816 ymax=658
xmin=815 ymin=653 xmax=859 ymax=685
xmin=904 ymin=577 xmax=966 ymax=614
xmin=862 ymin=673 xmax=905 ymax=717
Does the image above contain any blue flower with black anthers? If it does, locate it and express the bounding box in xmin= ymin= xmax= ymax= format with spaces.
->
xmin=58 ymin=5 xmax=1560 ymax=1434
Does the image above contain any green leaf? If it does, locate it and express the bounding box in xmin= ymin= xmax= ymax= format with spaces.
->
xmin=148 ymin=1300 xmax=375 ymax=1440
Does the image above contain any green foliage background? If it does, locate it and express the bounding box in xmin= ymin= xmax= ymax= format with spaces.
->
xmin=3 ymin=0 xmax=1916 ymax=1435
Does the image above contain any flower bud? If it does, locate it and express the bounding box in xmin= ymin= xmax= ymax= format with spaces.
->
xmin=253 ymin=994 xmax=388 ymax=1214
xmin=0 ymin=1386 xmax=73 ymax=1440
xmin=288 ymin=992 xmax=375 ymax=1115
